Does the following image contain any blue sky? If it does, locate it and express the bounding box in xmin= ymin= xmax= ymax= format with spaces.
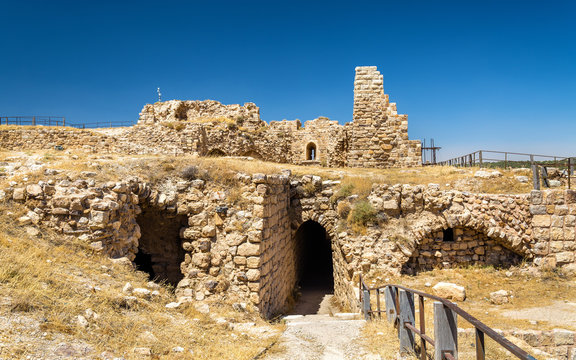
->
xmin=1 ymin=0 xmax=574 ymax=160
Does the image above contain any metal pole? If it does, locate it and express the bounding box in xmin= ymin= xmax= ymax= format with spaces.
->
xmin=568 ymin=158 xmax=571 ymax=190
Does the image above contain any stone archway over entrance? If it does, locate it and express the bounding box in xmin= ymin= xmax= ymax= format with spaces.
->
xmin=292 ymin=220 xmax=334 ymax=314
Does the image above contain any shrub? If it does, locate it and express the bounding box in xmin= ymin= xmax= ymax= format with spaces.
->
xmin=331 ymin=183 xmax=354 ymax=204
xmin=337 ymin=201 xmax=351 ymax=219
xmin=181 ymin=165 xmax=199 ymax=180
xmin=348 ymin=200 xmax=377 ymax=226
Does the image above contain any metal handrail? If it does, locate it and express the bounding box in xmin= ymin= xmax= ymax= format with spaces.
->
xmin=438 ymin=149 xmax=574 ymax=168
xmin=359 ymin=276 xmax=537 ymax=360
xmin=0 ymin=116 xmax=135 ymax=129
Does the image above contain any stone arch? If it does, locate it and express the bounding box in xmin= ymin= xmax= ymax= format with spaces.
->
xmin=400 ymin=212 xmax=527 ymax=275
xmin=242 ymin=150 xmax=262 ymax=160
xmin=206 ymin=148 xmax=227 ymax=157
xmin=305 ymin=142 xmax=317 ymax=161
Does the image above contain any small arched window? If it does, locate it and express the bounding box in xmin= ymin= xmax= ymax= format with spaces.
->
xmin=306 ymin=143 xmax=317 ymax=161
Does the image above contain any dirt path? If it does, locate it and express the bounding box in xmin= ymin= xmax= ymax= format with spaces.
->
xmin=263 ymin=294 xmax=380 ymax=360
xmin=263 ymin=314 xmax=372 ymax=360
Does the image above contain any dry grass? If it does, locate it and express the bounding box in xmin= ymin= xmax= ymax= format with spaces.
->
xmin=360 ymin=318 xmax=408 ymax=359
xmin=0 ymin=149 xmax=535 ymax=194
xmin=0 ymin=201 xmax=282 ymax=358
xmin=365 ymin=266 xmax=576 ymax=332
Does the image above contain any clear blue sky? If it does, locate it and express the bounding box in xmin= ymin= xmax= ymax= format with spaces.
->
xmin=1 ymin=0 xmax=574 ymax=160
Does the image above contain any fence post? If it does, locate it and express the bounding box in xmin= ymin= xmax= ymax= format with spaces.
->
xmin=362 ymin=288 xmax=371 ymax=320
xmin=475 ymin=328 xmax=485 ymax=360
xmin=479 ymin=151 xmax=483 ymax=167
xmin=434 ymin=301 xmax=458 ymax=360
xmin=63 ymin=117 xmax=66 ymax=127
xmin=385 ymin=286 xmax=397 ymax=323
xmin=568 ymin=158 xmax=571 ymax=190
xmin=32 ymin=116 xmax=36 ymax=126
xmin=398 ymin=289 xmax=415 ymax=354
xmin=505 ymin=152 xmax=508 ymax=169
xmin=541 ymin=166 xmax=550 ymax=188
xmin=532 ymin=164 xmax=540 ymax=190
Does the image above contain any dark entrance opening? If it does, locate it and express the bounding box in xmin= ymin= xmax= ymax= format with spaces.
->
xmin=443 ymin=228 xmax=454 ymax=242
xmin=306 ymin=143 xmax=317 ymax=161
xmin=292 ymin=220 xmax=334 ymax=314
xmin=135 ymin=208 xmax=186 ymax=287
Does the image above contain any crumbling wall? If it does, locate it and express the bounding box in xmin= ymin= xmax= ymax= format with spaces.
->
xmin=403 ymin=226 xmax=523 ymax=273
xmin=9 ymin=169 xmax=574 ymax=318
xmin=138 ymin=100 xmax=264 ymax=131
xmin=347 ymin=66 xmax=421 ymax=168
xmin=0 ymin=127 xmax=117 ymax=152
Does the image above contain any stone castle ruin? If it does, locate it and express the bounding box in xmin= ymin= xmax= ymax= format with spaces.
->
xmin=137 ymin=66 xmax=421 ymax=168
xmin=0 ymin=66 xmax=421 ymax=168
xmin=2 ymin=65 xmax=576 ymax=345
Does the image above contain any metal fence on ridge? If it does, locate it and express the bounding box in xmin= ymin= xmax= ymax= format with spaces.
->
xmin=0 ymin=116 xmax=135 ymax=129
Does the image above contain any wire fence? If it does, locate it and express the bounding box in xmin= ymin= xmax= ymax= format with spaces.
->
xmin=0 ymin=116 xmax=136 ymax=129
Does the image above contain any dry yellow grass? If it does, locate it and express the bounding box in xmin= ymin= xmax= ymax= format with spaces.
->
xmin=0 ymin=201 xmax=282 ymax=359
xmin=0 ymin=149 xmax=535 ymax=194
xmin=365 ymin=266 xmax=576 ymax=332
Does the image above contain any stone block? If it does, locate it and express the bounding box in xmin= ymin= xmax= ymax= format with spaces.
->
xmin=551 ymin=215 xmax=564 ymax=227
xmin=12 ymin=187 xmax=25 ymax=201
xmin=529 ymin=205 xmax=547 ymax=215
xmin=556 ymin=252 xmax=575 ymax=264
xmin=237 ymin=242 xmax=260 ymax=256
xmin=553 ymin=329 xmax=575 ymax=345
xmin=532 ymin=215 xmax=551 ymax=227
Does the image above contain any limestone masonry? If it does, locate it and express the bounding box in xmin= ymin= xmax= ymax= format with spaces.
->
xmin=0 ymin=66 xmax=422 ymax=168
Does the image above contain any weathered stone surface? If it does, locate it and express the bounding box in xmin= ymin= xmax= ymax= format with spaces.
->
xmin=432 ymin=282 xmax=466 ymax=301
xmin=490 ymin=290 xmax=511 ymax=305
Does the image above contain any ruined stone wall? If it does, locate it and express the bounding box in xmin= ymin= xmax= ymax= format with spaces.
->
xmin=0 ymin=127 xmax=117 ymax=152
xmin=403 ymin=226 xmax=523 ymax=273
xmin=347 ymin=66 xmax=421 ymax=168
xmin=138 ymin=100 xmax=264 ymax=131
xmin=9 ymin=168 xmax=575 ymax=317
xmin=529 ymin=189 xmax=576 ymax=268
xmin=256 ymin=174 xmax=293 ymax=317
xmin=289 ymin=117 xmax=348 ymax=167
xmin=0 ymin=66 xmax=421 ymax=169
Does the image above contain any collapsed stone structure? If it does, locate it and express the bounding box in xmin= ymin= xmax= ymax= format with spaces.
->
xmin=6 ymin=167 xmax=576 ymax=319
xmin=0 ymin=66 xmax=421 ymax=168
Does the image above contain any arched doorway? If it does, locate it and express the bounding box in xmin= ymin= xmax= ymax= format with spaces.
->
xmin=292 ymin=220 xmax=334 ymax=314
xmin=306 ymin=143 xmax=317 ymax=161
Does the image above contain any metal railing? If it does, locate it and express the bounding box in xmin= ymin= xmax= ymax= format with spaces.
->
xmin=438 ymin=150 xmax=573 ymax=169
xmin=359 ymin=276 xmax=537 ymax=360
xmin=0 ymin=116 xmax=135 ymax=129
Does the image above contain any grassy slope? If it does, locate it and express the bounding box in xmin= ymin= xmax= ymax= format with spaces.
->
xmin=0 ymin=202 xmax=281 ymax=359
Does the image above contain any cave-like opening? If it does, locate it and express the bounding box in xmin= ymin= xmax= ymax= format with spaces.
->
xmin=135 ymin=209 xmax=186 ymax=287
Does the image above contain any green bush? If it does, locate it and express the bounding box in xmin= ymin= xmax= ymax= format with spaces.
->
xmin=348 ymin=200 xmax=377 ymax=226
